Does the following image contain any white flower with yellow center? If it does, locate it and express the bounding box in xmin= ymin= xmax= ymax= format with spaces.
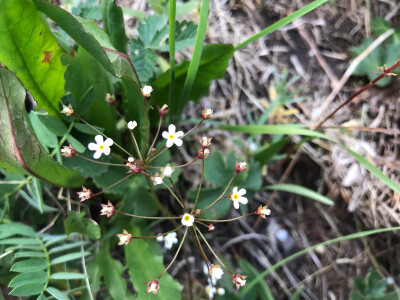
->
xmin=88 ymin=135 xmax=113 ymax=159
xmin=209 ymin=265 xmax=223 ymax=282
xmin=127 ymin=120 xmax=137 ymax=130
xmin=141 ymin=85 xmax=153 ymax=98
xmin=162 ymin=124 xmax=184 ymax=148
xmin=230 ymin=187 xmax=248 ymax=209
xmin=181 ymin=213 xmax=194 ymax=227
xmin=164 ymin=232 xmax=178 ymax=249
xmin=162 ymin=164 xmax=173 ymax=177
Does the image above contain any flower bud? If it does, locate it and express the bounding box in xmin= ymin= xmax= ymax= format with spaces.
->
xmin=256 ymin=205 xmax=271 ymax=219
xmin=145 ymin=280 xmax=160 ymax=296
xmin=61 ymin=143 xmax=77 ymax=158
xmin=235 ymin=161 xmax=248 ymax=173
xmin=77 ymin=186 xmax=92 ymax=202
xmin=232 ymin=273 xmax=248 ymax=290
xmin=116 ymin=229 xmax=132 ymax=245
xmin=208 ymin=223 xmax=215 ymax=232
xmin=199 ymin=134 xmax=212 ymax=148
xmin=100 ymin=200 xmax=116 ymax=218
xmin=202 ymin=108 xmax=213 ymax=120
xmin=105 ymin=93 xmax=116 ymax=106
xmin=158 ymin=104 xmax=169 ymax=118
xmin=60 ymin=104 xmax=74 ymax=116
xmin=197 ymin=148 xmax=210 ymax=159
xmin=141 ymin=85 xmax=153 ymax=98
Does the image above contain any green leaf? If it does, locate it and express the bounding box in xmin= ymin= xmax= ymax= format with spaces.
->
xmin=11 ymin=259 xmax=47 ymax=272
xmin=239 ymin=259 xmax=274 ymax=300
xmin=50 ymin=272 xmax=88 ymax=280
xmin=63 ymin=149 xmax=110 ymax=179
xmin=74 ymin=123 xmax=105 ymax=135
xmin=76 ymin=86 xmax=95 ymax=116
xmin=36 ymin=114 xmax=68 ymax=137
xmin=71 ymin=0 xmax=102 ymax=19
xmin=223 ymin=125 xmax=400 ymax=195
xmin=27 ymin=112 xmax=59 ymax=150
xmin=51 ymin=252 xmax=91 ymax=265
xmin=46 ymin=287 xmax=69 ymax=300
xmin=64 ymin=211 xmax=101 ymax=240
xmin=235 ymin=0 xmax=329 ymax=50
xmin=0 ymin=223 xmax=36 ymax=239
xmin=15 ymin=251 xmax=46 ymax=258
xmin=0 ymin=68 xmax=85 ymax=187
xmin=48 ymin=241 xmax=88 ymax=254
xmin=33 ymin=0 xmax=115 ymax=75
xmin=9 ymin=282 xmax=45 ymax=297
xmin=0 ymin=238 xmax=41 ymax=245
xmin=137 ymin=15 xmax=168 ymax=46
xmin=8 ymin=271 xmax=47 ymax=288
xmin=150 ymin=44 xmax=234 ymax=115
xmin=67 ymin=135 xmax=86 ymax=153
xmin=189 ymin=187 xmax=229 ymax=219
xmin=0 ymin=0 xmax=66 ymax=116
xmin=125 ymin=226 xmax=182 ymax=300
xmin=97 ymin=241 xmax=129 ymax=299
xmin=0 ymin=169 xmax=26 ymax=201
xmin=265 ymin=184 xmax=334 ymax=206
xmin=129 ymin=38 xmax=158 ymax=83
xmin=92 ymin=166 xmax=134 ymax=195
xmin=102 ymin=0 xmax=128 ymax=53
xmin=157 ymin=20 xmax=198 ymax=51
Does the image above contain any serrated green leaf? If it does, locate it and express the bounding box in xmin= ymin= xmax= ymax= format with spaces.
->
xmin=33 ymin=0 xmax=115 ymax=75
xmin=97 ymin=241 xmax=129 ymax=299
xmin=129 ymin=39 xmax=158 ymax=83
xmin=102 ymin=0 xmax=128 ymax=53
xmin=0 ymin=0 xmax=66 ymax=116
xmin=138 ymin=15 xmax=168 ymax=46
xmin=63 ymin=149 xmax=110 ymax=179
xmin=50 ymin=272 xmax=87 ymax=280
xmin=125 ymin=226 xmax=182 ymax=300
xmin=8 ymin=271 xmax=47 ymax=288
xmin=10 ymin=282 xmax=45 ymax=297
xmin=64 ymin=211 xmax=101 ymax=240
xmin=11 ymin=259 xmax=47 ymax=272
xmin=157 ymin=20 xmax=197 ymax=51
xmin=51 ymin=251 xmax=90 ymax=265
xmin=0 ymin=68 xmax=85 ymax=187
xmin=46 ymin=287 xmax=69 ymax=300
xmin=265 ymin=184 xmax=334 ymax=206
xmin=150 ymin=44 xmax=234 ymax=115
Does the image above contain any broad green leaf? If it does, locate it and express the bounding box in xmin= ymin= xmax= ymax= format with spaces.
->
xmin=63 ymin=149 xmax=110 ymax=179
xmin=125 ymin=226 xmax=182 ymax=300
xmin=102 ymin=0 xmax=128 ymax=53
xmin=64 ymin=211 xmax=101 ymax=240
xmin=189 ymin=187 xmax=229 ymax=219
xmin=67 ymin=135 xmax=86 ymax=153
xmin=9 ymin=282 xmax=45 ymax=297
xmin=51 ymin=252 xmax=91 ymax=265
xmin=0 ymin=0 xmax=66 ymax=116
xmin=0 ymin=68 xmax=85 ymax=187
xmin=122 ymin=183 xmax=159 ymax=217
xmin=137 ymin=15 xmax=168 ymax=46
xmin=36 ymin=114 xmax=68 ymax=137
xmin=76 ymin=86 xmax=95 ymax=116
xmin=150 ymin=44 xmax=234 ymax=115
xmin=239 ymin=259 xmax=274 ymax=300
xmin=129 ymin=38 xmax=158 ymax=83
xmin=74 ymin=123 xmax=105 ymax=135
xmin=46 ymin=287 xmax=69 ymax=300
xmin=11 ymin=259 xmax=47 ymax=272
xmin=265 ymin=184 xmax=334 ymax=206
xmin=157 ymin=20 xmax=198 ymax=51
xmin=92 ymin=166 xmax=134 ymax=195
xmin=97 ymin=241 xmax=130 ymax=299
xmin=71 ymin=0 xmax=102 ymax=19
xmin=27 ymin=112 xmax=59 ymax=150
xmin=51 ymin=272 xmax=87 ymax=280
xmin=33 ymin=0 xmax=115 ymax=75
xmin=8 ymin=271 xmax=47 ymax=288
xmin=223 ymin=125 xmax=400 ymax=195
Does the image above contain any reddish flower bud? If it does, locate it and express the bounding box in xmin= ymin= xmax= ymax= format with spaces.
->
xmin=202 ymin=108 xmax=213 ymax=120
xmin=126 ymin=157 xmax=142 ymax=174
xmin=235 ymin=161 xmax=248 ymax=173
xmin=105 ymin=93 xmax=116 ymax=106
xmin=197 ymin=148 xmax=210 ymax=159
xmin=256 ymin=205 xmax=271 ymax=219
xmin=77 ymin=186 xmax=92 ymax=202
xmin=199 ymin=134 xmax=212 ymax=148
xmin=60 ymin=104 xmax=74 ymax=116
xmin=208 ymin=223 xmax=215 ymax=232
xmin=116 ymin=229 xmax=132 ymax=245
xmin=61 ymin=143 xmax=77 ymax=158
xmin=232 ymin=273 xmax=248 ymax=290
xmin=158 ymin=104 xmax=169 ymax=118
xmin=145 ymin=280 xmax=161 ymax=296
xmin=100 ymin=200 xmax=116 ymax=218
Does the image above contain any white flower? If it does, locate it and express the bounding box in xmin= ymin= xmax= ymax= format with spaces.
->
xmin=209 ymin=265 xmax=223 ymax=283
xmin=181 ymin=213 xmax=194 ymax=227
xmin=162 ymin=124 xmax=184 ymax=148
xmin=164 ymin=232 xmax=178 ymax=249
xmin=156 ymin=235 xmax=164 ymax=242
xmin=203 ymin=262 xmax=209 ymax=275
xmin=230 ymin=187 xmax=248 ymax=209
xmin=88 ymin=135 xmax=113 ymax=159
xmin=163 ymin=164 xmax=173 ymax=177
xmin=217 ymin=288 xmax=225 ymax=295
xmin=141 ymin=85 xmax=153 ymax=98
xmin=152 ymin=173 xmax=163 ymax=185
xmin=205 ymin=284 xmax=216 ymax=299
xmin=127 ymin=121 xmax=137 ymax=130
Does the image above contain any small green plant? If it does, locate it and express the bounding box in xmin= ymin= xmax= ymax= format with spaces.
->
xmin=350 ymin=269 xmax=397 ymax=300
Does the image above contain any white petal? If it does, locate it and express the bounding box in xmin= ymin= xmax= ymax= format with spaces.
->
xmin=95 ymin=135 xmax=104 ymax=144
xmin=233 ymin=201 xmax=239 ymax=209
xmin=238 ymin=188 xmax=246 ymax=196
xmin=88 ymin=142 xmax=97 ymax=150
xmin=232 ymin=187 xmax=238 ymax=194
xmin=104 ymin=138 xmax=114 ymax=147
xmin=174 ymin=138 xmax=183 ymax=147
xmin=162 ymin=131 xmax=169 ymax=139
xmin=168 ymin=124 xmax=176 ymax=134
xmin=239 ymin=197 xmax=248 ymax=205
xmin=166 ymin=139 xmax=174 ymax=148
xmin=156 ymin=236 xmax=164 ymax=242
xmin=103 ymin=147 xmax=111 ymax=156
xmin=175 ymin=131 xmax=184 ymax=138
xmin=93 ymin=151 xmax=102 ymax=159
xmin=164 ymin=240 xmax=173 ymax=249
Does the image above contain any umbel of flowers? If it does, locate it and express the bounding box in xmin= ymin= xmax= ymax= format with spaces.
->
xmin=60 ymin=86 xmax=271 ymax=297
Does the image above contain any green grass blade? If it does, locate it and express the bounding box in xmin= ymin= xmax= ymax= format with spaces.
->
xmin=168 ymin=0 xmax=176 ymax=122
xmin=265 ymin=184 xmax=334 ymax=205
xmin=240 ymin=226 xmax=400 ymax=297
xmin=223 ymin=124 xmax=400 ymax=195
xmin=234 ymin=0 xmax=329 ymax=51
xmin=177 ymin=0 xmax=210 ymax=121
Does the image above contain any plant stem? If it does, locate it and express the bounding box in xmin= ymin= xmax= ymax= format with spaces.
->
xmin=92 ymin=173 xmax=134 ymax=196
xmin=134 ymin=225 xmax=183 ymax=239
xmin=80 ymin=236 xmax=94 ymax=300
xmin=76 ymin=154 xmax=126 ymax=167
xmin=196 ymin=227 xmax=233 ymax=275
xmin=116 ymin=211 xmax=181 ymax=220
xmin=182 ymin=119 xmax=203 ymax=138
xmin=168 ymin=0 xmax=176 ymax=123
xmin=192 ymin=226 xmax=210 ymax=266
xmin=157 ymin=228 xmax=188 ymax=279
xmin=144 ymin=99 xmax=149 ymax=157
xmin=116 ymin=110 xmax=142 ymax=160
xmin=192 ymin=154 xmax=205 ymax=213
xmin=162 ymin=182 xmax=187 ymax=211
xmin=51 ymin=120 xmax=75 ymax=157
xmin=147 ymin=116 xmax=163 ymax=159
xmin=198 ymin=212 xmax=255 ymax=223
xmin=202 ymin=173 xmax=236 ymax=213
xmin=148 ymin=158 xmax=199 ymax=169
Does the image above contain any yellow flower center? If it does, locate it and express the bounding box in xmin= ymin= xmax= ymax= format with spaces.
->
xmin=99 ymin=144 xmax=105 ymax=150
xmin=233 ymin=194 xmax=239 ymax=200
xmin=169 ymin=134 xmax=175 ymax=140
xmin=184 ymin=215 xmax=190 ymax=221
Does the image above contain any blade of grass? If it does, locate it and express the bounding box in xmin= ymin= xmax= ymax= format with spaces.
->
xmin=265 ymin=184 xmax=334 ymax=206
xmin=176 ymin=0 xmax=210 ymax=122
xmin=234 ymin=0 xmax=329 ymax=51
xmin=222 ymin=124 xmax=400 ymax=195
xmin=240 ymin=226 xmax=400 ymax=297
xmin=168 ymin=0 xmax=176 ymax=123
